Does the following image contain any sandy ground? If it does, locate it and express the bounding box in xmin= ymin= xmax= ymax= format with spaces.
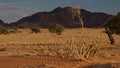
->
xmin=0 ymin=28 xmax=120 ymax=68
xmin=0 ymin=56 xmax=119 ymax=68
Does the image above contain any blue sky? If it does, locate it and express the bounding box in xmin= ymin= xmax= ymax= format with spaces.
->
xmin=0 ymin=0 xmax=120 ymax=23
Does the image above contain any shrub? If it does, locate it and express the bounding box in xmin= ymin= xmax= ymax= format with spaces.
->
xmin=57 ymin=38 xmax=100 ymax=61
xmin=9 ymin=28 xmax=21 ymax=33
xmin=31 ymin=28 xmax=41 ymax=33
xmin=0 ymin=26 xmax=9 ymax=34
xmin=49 ymin=23 xmax=64 ymax=35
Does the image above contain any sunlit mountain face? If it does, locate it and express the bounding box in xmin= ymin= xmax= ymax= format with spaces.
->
xmin=0 ymin=0 xmax=119 ymax=23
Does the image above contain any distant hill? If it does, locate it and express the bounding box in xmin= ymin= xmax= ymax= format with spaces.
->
xmin=80 ymin=9 xmax=113 ymax=28
xmin=3 ymin=7 xmax=114 ymax=28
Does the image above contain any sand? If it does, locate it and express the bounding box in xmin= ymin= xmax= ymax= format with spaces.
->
xmin=0 ymin=28 xmax=120 ymax=68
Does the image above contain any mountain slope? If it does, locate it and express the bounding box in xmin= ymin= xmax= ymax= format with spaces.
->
xmin=0 ymin=19 xmax=6 ymax=26
xmin=80 ymin=9 xmax=113 ymax=27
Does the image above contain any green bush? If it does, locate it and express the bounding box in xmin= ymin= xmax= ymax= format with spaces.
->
xmin=0 ymin=26 xmax=9 ymax=34
xmin=31 ymin=28 xmax=41 ymax=33
xmin=49 ymin=23 xmax=64 ymax=35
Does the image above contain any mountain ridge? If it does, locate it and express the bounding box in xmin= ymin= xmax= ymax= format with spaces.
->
xmin=1 ymin=7 xmax=114 ymax=28
xmin=0 ymin=19 xmax=6 ymax=26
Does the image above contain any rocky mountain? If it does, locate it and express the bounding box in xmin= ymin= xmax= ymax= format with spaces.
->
xmin=9 ymin=7 xmax=113 ymax=28
xmin=80 ymin=9 xmax=113 ymax=27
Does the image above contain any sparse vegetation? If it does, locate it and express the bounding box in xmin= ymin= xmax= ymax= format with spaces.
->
xmin=0 ymin=26 xmax=9 ymax=34
xmin=9 ymin=28 xmax=21 ymax=33
xmin=57 ymin=38 xmax=100 ymax=60
xmin=0 ymin=28 xmax=120 ymax=68
xmin=31 ymin=28 xmax=41 ymax=33
xmin=49 ymin=23 xmax=64 ymax=35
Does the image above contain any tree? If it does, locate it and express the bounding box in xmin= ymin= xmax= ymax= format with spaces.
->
xmin=105 ymin=12 xmax=120 ymax=44
xmin=49 ymin=23 xmax=64 ymax=35
xmin=105 ymin=12 xmax=120 ymax=35
xmin=105 ymin=26 xmax=115 ymax=44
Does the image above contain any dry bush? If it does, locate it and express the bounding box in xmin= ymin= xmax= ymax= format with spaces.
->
xmin=57 ymin=38 xmax=100 ymax=61
xmin=0 ymin=26 xmax=9 ymax=34
xmin=9 ymin=28 xmax=21 ymax=33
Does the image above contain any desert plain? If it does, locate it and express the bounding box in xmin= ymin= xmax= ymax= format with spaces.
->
xmin=0 ymin=28 xmax=120 ymax=68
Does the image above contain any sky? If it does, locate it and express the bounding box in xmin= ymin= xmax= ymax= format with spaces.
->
xmin=0 ymin=0 xmax=120 ymax=23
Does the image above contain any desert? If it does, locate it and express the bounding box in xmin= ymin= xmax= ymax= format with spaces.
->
xmin=0 ymin=28 xmax=120 ymax=68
